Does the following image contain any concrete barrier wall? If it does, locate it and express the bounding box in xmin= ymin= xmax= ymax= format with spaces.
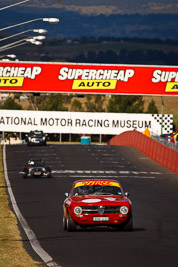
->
xmin=108 ymin=131 xmax=178 ymax=174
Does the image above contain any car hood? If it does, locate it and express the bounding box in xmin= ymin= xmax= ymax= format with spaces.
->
xmin=71 ymin=195 xmax=129 ymax=205
xmin=31 ymin=135 xmax=43 ymax=138
xmin=30 ymin=167 xmax=44 ymax=171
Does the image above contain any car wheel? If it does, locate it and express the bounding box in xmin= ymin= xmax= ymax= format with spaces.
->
xmin=123 ymin=217 xmax=133 ymax=231
xmin=23 ymin=173 xmax=27 ymax=178
xmin=67 ymin=214 xmax=76 ymax=232
xmin=63 ymin=215 xmax=67 ymax=230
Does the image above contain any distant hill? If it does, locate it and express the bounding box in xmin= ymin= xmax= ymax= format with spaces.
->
xmin=0 ymin=6 xmax=178 ymax=40
xmin=1 ymin=0 xmax=178 ymax=15
xmin=52 ymin=0 xmax=178 ymax=15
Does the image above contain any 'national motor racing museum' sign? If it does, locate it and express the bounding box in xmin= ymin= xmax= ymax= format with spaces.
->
xmin=0 ymin=61 xmax=178 ymax=95
xmin=0 ymin=110 xmax=173 ymax=135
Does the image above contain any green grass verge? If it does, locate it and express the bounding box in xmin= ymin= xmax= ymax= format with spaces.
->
xmin=0 ymin=145 xmax=43 ymax=267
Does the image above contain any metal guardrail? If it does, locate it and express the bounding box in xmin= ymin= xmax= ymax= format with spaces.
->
xmin=151 ymin=133 xmax=178 ymax=151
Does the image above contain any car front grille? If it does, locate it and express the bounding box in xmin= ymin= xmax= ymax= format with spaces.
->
xmin=82 ymin=206 xmax=120 ymax=215
xmin=33 ymin=168 xmax=43 ymax=171
xmin=32 ymin=138 xmax=42 ymax=141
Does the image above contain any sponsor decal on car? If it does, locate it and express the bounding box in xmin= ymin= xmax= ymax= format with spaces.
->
xmin=104 ymin=197 xmax=117 ymax=201
xmin=74 ymin=181 xmax=120 ymax=188
xmin=82 ymin=199 xmax=102 ymax=203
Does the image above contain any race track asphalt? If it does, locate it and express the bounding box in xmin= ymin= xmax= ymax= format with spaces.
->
xmin=5 ymin=144 xmax=178 ymax=267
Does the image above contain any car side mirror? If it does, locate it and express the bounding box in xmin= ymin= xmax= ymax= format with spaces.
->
xmin=125 ymin=192 xmax=130 ymax=197
xmin=64 ymin=192 xmax=69 ymax=197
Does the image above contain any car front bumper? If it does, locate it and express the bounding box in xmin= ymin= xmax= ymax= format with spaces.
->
xmin=27 ymin=137 xmax=46 ymax=145
xmin=70 ymin=213 xmax=131 ymax=227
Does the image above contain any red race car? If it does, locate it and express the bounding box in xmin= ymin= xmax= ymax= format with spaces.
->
xmin=63 ymin=179 xmax=133 ymax=231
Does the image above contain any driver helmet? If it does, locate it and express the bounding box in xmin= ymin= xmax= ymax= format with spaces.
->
xmin=28 ymin=160 xmax=34 ymax=165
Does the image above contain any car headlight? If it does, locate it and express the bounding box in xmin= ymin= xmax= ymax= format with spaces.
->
xmin=120 ymin=206 xmax=129 ymax=215
xmin=74 ymin=206 xmax=82 ymax=215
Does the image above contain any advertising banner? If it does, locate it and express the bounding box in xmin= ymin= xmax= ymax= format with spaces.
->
xmin=0 ymin=61 xmax=178 ymax=95
xmin=0 ymin=110 xmax=173 ymax=135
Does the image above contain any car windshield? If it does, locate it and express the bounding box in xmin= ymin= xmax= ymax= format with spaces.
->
xmin=72 ymin=182 xmax=123 ymax=196
xmin=28 ymin=160 xmax=45 ymax=167
xmin=30 ymin=131 xmax=44 ymax=136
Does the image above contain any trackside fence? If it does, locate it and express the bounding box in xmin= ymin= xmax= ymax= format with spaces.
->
xmin=108 ymin=131 xmax=178 ymax=174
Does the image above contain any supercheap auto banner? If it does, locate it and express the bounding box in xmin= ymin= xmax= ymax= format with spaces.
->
xmin=0 ymin=110 xmax=173 ymax=135
xmin=0 ymin=61 xmax=178 ymax=95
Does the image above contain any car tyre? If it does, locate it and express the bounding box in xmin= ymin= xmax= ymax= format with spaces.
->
xmin=67 ymin=214 xmax=76 ymax=232
xmin=47 ymin=172 xmax=51 ymax=178
xmin=23 ymin=172 xmax=28 ymax=178
xmin=123 ymin=216 xmax=133 ymax=231
xmin=63 ymin=215 xmax=67 ymax=230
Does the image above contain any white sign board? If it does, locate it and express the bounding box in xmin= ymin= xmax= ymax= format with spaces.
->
xmin=0 ymin=110 xmax=173 ymax=135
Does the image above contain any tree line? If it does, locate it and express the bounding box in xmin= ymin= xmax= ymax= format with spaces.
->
xmin=0 ymin=94 xmax=158 ymax=114
xmin=69 ymin=49 xmax=178 ymax=66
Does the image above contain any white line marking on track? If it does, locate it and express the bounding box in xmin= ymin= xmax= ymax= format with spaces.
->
xmin=3 ymin=145 xmax=61 ymax=267
xmin=52 ymin=170 xmax=161 ymax=176
xmin=28 ymin=154 xmax=57 ymax=156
